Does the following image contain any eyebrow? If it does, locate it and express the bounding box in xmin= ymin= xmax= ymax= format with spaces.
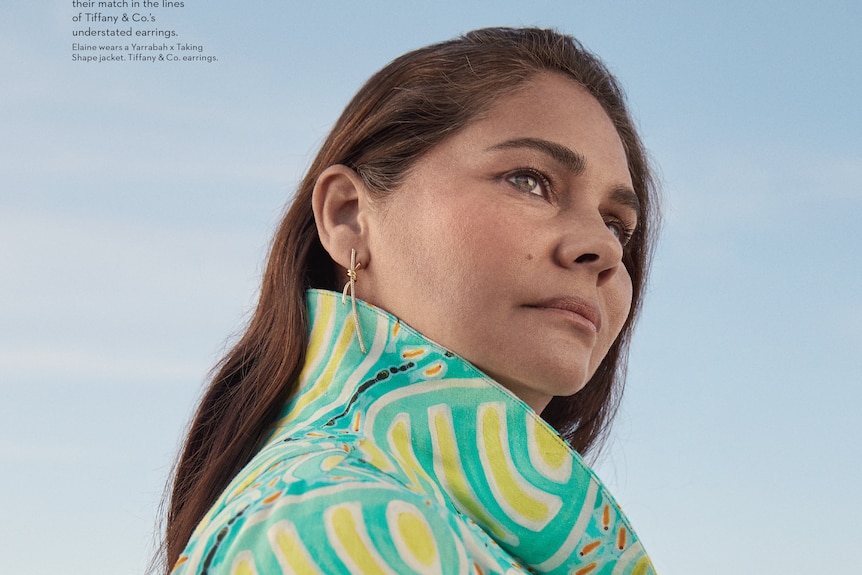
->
xmin=489 ymin=137 xmax=586 ymax=175
xmin=488 ymin=137 xmax=641 ymax=217
xmin=609 ymin=186 xmax=641 ymax=218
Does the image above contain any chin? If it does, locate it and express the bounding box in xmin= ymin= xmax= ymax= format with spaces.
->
xmin=499 ymin=370 xmax=591 ymax=412
xmin=548 ymin=381 xmax=590 ymax=399
xmin=535 ymin=363 xmax=593 ymax=395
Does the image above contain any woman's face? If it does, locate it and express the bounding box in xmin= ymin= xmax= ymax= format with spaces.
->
xmin=360 ymin=73 xmax=638 ymax=413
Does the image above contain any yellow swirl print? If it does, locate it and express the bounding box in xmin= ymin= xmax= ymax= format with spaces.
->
xmin=326 ymin=503 xmax=397 ymax=575
xmin=386 ymin=500 xmax=443 ymax=575
xmin=230 ymin=551 xmax=259 ymax=575
xmin=428 ymin=404 xmax=516 ymax=545
xmin=387 ymin=414 xmax=445 ymax=502
xmin=277 ymin=302 xmax=353 ymax=427
xmin=525 ymin=414 xmax=573 ymax=484
xmin=477 ymin=403 xmax=562 ymax=531
xmin=267 ymin=520 xmax=323 ymax=575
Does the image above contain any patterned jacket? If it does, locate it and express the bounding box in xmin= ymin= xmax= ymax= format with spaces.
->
xmin=172 ymin=289 xmax=656 ymax=574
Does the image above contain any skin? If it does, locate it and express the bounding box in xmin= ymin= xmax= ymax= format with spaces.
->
xmin=314 ymin=73 xmax=638 ymax=413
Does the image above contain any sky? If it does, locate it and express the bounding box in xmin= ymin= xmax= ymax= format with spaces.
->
xmin=2 ymin=1 xmax=860 ymax=573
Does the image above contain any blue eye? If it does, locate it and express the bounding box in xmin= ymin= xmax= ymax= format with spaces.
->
xmin=606 ymin=218 xmax=635 ymax=246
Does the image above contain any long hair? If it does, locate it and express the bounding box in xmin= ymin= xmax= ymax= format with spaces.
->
xmin=162 ymin=26 xmax=659 ymax=572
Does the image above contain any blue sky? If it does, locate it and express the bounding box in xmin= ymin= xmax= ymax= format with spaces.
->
xmin=2 ymin=1 xmax=860 ymax=573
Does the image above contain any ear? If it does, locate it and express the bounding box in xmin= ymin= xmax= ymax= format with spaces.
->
xmin=312 ymin=164 xmax=372 ymax=270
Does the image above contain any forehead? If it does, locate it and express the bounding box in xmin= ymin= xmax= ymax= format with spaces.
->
xmin=444 ymin=73 xmax=631 ymax=176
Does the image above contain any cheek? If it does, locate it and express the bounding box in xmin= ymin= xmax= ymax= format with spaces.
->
xmin=368 ymin=196 xmax=479 ymax=305
xmin=407 ymin=195 xmax=502 ymax=266
xmin=607 ymin=268 xmax=634 ymax=337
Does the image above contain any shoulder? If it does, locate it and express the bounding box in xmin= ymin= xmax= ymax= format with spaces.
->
xmin=172 ymin=438 xmax=500 ymax=574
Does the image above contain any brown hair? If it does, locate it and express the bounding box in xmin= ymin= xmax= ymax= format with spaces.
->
xmin=161 ymin=26 xmax=659 ymax=572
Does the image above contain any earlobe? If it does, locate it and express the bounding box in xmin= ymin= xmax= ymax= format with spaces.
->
xmin=312 ymin=164 xmax=371 ymax=269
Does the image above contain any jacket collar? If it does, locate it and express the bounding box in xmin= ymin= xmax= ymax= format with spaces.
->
xmin=266 ymin=289 xmax=655 ymax=574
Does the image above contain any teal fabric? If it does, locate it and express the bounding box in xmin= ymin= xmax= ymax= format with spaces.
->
xmin=172 ymin=289 xmax=656 ymax=574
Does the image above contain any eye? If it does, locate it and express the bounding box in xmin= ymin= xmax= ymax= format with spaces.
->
xmin=605 ymin=217 xmax=636 ymax=247
xmin=506 ymin=169 xmax=551 ymax=198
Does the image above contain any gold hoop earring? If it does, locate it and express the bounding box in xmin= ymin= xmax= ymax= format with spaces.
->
xmin=341 ymin=248 xmax=367 ymax=353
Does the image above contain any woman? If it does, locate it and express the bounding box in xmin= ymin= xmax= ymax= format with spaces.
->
xmin=164 ymin=27 xmax=659 ymax=574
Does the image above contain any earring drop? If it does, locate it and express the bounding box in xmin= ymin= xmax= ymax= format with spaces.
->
xmin=341 ymin=248 xmax=367 ymax=353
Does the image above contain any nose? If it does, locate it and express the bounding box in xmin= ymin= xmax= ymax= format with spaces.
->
xmin=553 ymin=215 xmax=625 ymax=286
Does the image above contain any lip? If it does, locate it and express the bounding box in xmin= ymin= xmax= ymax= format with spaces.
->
xmin=528 ymin=296 xmax=602 ymax=333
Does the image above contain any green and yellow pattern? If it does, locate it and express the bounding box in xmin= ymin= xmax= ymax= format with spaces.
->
xmin=172 ymin=289 xmax=657 ymax=574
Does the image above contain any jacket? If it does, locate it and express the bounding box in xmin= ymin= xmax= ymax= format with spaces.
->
xmin=172 ymin=289 xmax=657 ymax=574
